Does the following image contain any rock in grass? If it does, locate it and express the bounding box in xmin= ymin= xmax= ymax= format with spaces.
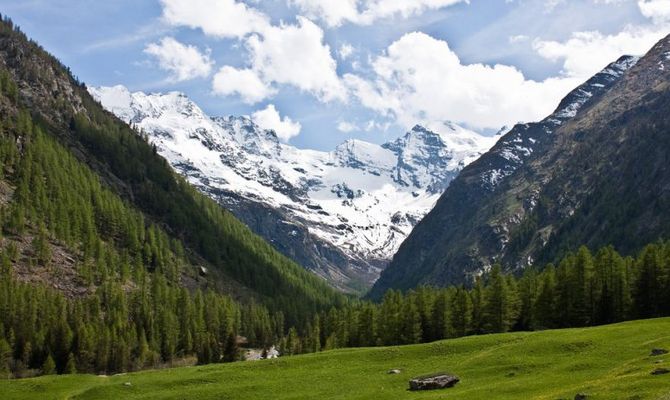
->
xmin=574 ymin=394 xmax=588 ymax=400
xmin=387 ymin=369 xmax=401 ymax=374
xmin=651 ymin=348 xmax=669 ymax=356
xmin=409 ymin=373 xmax=459 ymax=391
xmin=651 ymin=368 xmax=669 ymax=375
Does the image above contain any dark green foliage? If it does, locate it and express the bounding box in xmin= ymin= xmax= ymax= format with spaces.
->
xmin=67 ymin=106 xmax=343 ymax=326
xmin=0 ymin=67 xmax=316 ymax=377
xmin=0 ymin=14 xmax=343 ymax=327
xmin=295 ymin=242 xmax=670 ymax=354
xmin=41 ymin=355 xmax=55 ymax=375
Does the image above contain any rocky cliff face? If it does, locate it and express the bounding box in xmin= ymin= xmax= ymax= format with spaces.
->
xmin=89 ymin=86 xmax=497 ymax=293
xmin=370 ymin=52 xmax=651 ymax=298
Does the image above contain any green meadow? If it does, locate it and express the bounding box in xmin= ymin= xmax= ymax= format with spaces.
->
xmin=3 ymin=318 xmax=670 ymax=400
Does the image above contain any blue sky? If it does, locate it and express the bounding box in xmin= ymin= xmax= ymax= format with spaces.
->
xmin=1 ymin=0 xmax=668 ymax=150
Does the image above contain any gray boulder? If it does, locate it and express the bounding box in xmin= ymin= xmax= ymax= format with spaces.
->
xmin=409 ymin=373 xmax=459 ymax=391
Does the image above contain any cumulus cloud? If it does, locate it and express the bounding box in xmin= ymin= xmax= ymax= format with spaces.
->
xmin=533 ymin=27 xmax=665 ymax=79
xmin=532 ymin=0 xmax=670 ymax=80
xmin=244 ymin=17 xmax=346 ymax=103
xmin=212 ymin=66 xmax=276 ymax=104
xmin=251 ymin=104 xmax=302 ymax=141
xmin=160 ymin=0 xmax=344 ymax=104
xmin=160 ymin=0 xmax=269 ymax=38
xmin=289 ymin=0 xmax=467 ymax=27
xmin=337 ymin=121 xmax=358 ymax=132
xmin=144 ymin=37 xmax=213 ymax=82
xmin=638 ymin=0 xmax=670 ymax=23
xmin=338 ymin=43 xmax=355 ymax=60
xmin=345 ymin=32 xmax=580 ymax=131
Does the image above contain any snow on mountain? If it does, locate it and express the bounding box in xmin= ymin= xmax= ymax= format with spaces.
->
xmin=481 ymin=55 xmax=639 ymax=191
xmin=89 ymin=85 xmax=497 ymax=292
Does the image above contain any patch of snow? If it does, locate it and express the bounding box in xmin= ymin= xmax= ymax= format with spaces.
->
xmin=90 ymin=86 xmax=496 ymax=266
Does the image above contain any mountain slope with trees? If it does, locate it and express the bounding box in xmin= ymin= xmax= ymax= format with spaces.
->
xmin=371 ymin=34 xmax=670 ymax=296
xmin=0 ymin=15 xmax=345 ymax=377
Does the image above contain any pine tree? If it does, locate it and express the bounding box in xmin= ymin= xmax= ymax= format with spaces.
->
xmin=572 ymin=246 xmax=596 ymax=326
xmin=42 ymin=354 xmax=56 ymax=375
xmin=223 ymin=332 xmax=239 ymax=362
xmin=430 ymin=291 xmax=449 ymax=340
xmin=449 ymin=287 xmax=472 ymax=337
xmin=0 ymin=338 xmax=11 ymax=379
xmin=483 ymin=264 xmax=517 ymax=333
xmin=64 ymin=352 xmax=77 ymax=374
xmin=470 ymin=278 xmax=485 ymax=334
xmin=399 ymin=298 xmax=422 ymax=344
xmin=533 ymin=265 xmax=557 ymax=329
xmin=634 ymin=244 xmax=663 ymax=318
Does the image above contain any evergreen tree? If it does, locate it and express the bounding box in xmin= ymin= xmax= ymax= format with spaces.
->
xmin=483 ymin=265 xmax=518 ymax=333
xmin=533 ymin=265 xmax=557 ymax=329
xmin=42 ymin=354 xmax=56 ymax=375
xmin=449 ymin=287 xmax=472 ymax=337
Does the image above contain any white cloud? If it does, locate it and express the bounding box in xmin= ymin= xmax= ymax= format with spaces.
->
xmin=337 ymin=121 xmax=359 ymax=132
xmin=245 ymin=17 xmax=346 ymax=102
xmin=160 ymin=0 xmax=345 ymax=105
xmin=144 ymin=37 xmax=213 ymax=82
xmin=212 ymin=66 xmax=276 ymax=104
xmin=345 ymin=32 xmax=580 ymax=130
xmin=533 ymin=26 xmax=665 ymax=79
xmin=509 ymin=34 xmax=529 ymax=44
xmin=251 ymin=104 xmax=302 ymax=141
xmin=638 ymin=0 xmax=670 ymax=23
xmin=210 ymin=17 xmax=346 ymax=104
xmin=289 ymin=0 xmax=467 ymax=27
xmin=532 ymin=0 xmax=670 ymax=80
xmin=160 ymin=0 xmax=269 ymax=38
xmin=338 ymin=43 xmax=355 ymax=60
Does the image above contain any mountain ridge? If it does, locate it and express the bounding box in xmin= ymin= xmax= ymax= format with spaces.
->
xmin=90 ymin=85 xmax=498 ymax=292
xmin=369 ymin=52 xmax=647 ymax=297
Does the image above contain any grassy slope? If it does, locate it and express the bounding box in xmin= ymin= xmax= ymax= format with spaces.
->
xmin=3 ymin=318 xmax=670 ymax=400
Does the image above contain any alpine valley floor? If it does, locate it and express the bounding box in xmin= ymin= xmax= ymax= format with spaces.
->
xmin=3 ymin=318 xmax=670 ymax=400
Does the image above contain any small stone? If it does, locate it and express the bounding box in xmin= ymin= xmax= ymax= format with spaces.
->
xmin=123 ymin=382 xmax=132 ymax=387
xmin=651 ymin=368 xmax=670 ymax=375
xmin=388 ymin=369 xmax=401 ymax=374
xmin=409 ymin=373 xmax=459 ymax=391
xmin=651 ymin=348 xmax=668 ymax=356
xmin=574 ymin=394 xmax=588 ymax=400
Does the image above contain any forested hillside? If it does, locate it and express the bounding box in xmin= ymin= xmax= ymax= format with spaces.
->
xmin=0 ymin=15 xmax=344 ymax=317
xmin=297 ymin=241 xmax=670 ymax=352
xmin=0 ymin=16 xmax=344 ymax=377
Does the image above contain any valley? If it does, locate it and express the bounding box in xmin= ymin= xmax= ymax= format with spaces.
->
xmin=3 ymin=318 xmax=670 ymax=400
xmin=2 ymin=3 xmax=670 ymax=399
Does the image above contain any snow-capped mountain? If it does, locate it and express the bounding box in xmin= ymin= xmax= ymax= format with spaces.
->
xmin=480 ymin=55 xmax=639 ymax=191
xmin=369 ymin=54 xmax=642 ymax=298
xmin=89 ymin=85 xmax=497 ymax=292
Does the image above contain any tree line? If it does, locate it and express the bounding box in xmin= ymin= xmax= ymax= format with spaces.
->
xmin=291 ymin=243 xmax=670 ymax=353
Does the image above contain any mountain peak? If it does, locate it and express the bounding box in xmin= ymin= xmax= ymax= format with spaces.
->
xmin=551 ymin=55 xmax=639 ymax=121
xmin=91 ymin=86 xmax=497 ymax=291
xmin=370 ymin=39 xmax=669 ymax=297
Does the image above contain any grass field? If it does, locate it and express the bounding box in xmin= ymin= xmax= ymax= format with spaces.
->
xmin=2 ymin=318 xmax=670 ymax=399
